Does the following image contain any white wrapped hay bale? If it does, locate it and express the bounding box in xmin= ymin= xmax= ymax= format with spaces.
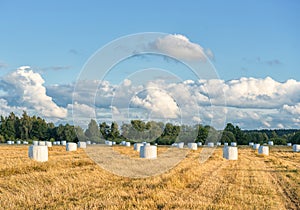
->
xmin=217 ymin=142 xmax=221 ymax=146
xmin=197 ymin=142 xmax=202 ymax=146
xmin=253 ymin=143 xmax=260 ymax=150
xmin=134 ymin=143 xmax=143 ymax=152
xmin=258 ymin=146 xmax=269 ymax=156
xmin=66 ymin=142 xmax=77 ymax=151
xmin=231 ymin=142 xmax=237 ymax=147
xmin=188 ymin=143 xmax=197 ymax=150
xmin=207 ymin=142 xmax=214 ymax=147
xmin=7 ymin=141 xmax=12 ymax=145
xmin=112 ymin=141 xmax=116 ymax=145
xmin=78 ymin=141 xmax=87 ymax=148
xmin=33 ymin=140 xmax=38 ymax=146
xmin=249 ymin=142 xmax=254 ymax=146
xmin=171 ymin=143 xmax=178 ymax=147
xmin=105 ymin=140 xmax=113 ymax=146
xmin=46 ymin=141 xmax=52 ymax=147
xmin=53 ymin=141 xmax=57 ymax=145
xmin=140 ymin=145 xmax=157 ymax=159
xmin=23 ymin=141 xmax=28 ymax=145
xmin=177 ymin=142 xmax=184 ymax=149
xmin=28 ymin=145 xmax=48 ymax=162
xmin=293 ymin=144 xmax=300 ymax=152
xmin=268 ymin=141 xmax=274 ymax=146
xmin=39 ymin=141 xmax=46 ymax=146
xmin=223 ymin=146 xmax=238 ymax=160
xmin=17 ymin=140 xmax=21 ymax=145
xmin=121 ymin=141 xmax=126 ymax=146
xmin=61 ymin=141 xmax=67 ymax=146
xmin=86 ymin=141 xmax=91 ymax=145
xmin=125 ymin=142 xmax=131 ymax=147
xmin=224 ymin=142 xmax=228 ymax=146
xmin=56 ymin=141 xmax=61 ymax=145
xmin=287 ymin=143 xmax=292 ymax=146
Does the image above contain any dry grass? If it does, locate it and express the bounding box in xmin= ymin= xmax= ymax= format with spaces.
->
xmin=0 ymin=145 xmax=299 ymax=209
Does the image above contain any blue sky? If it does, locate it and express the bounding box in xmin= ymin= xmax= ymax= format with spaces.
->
xmin=0 ymin=0 xmax=300 ymax=129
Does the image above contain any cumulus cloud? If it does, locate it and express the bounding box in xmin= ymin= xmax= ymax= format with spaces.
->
xmin=151 ymin=34 xmax=213 ymax=61
xmin=1 ymin=66 xmax=67 ymax=118
xmin=283 ymin=103 xmax=300 ymax=115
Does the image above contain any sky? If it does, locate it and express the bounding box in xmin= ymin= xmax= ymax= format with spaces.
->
xmin=0 ymin=0 xmax=299 ymax=130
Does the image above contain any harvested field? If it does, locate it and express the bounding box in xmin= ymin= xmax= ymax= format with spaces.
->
xmin=0 ymin=145 xmax=299 ymax=209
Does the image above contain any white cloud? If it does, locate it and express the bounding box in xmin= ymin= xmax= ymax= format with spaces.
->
xmin=282 ymin=103 xmax=300 ymax=115
xmin=151 ymin=34 xmax=212 ymax=61
xmin=2 ymin=66 xmax=67 ymax=118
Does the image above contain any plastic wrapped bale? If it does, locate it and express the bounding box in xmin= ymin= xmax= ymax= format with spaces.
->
xmin=125 ymin=142 xmax=131 ymax=147
xmin=86 ymin=141 xmax=91 ymax=145
xmin=287 ymin=143 xmax=292 ymax=146
xmin=197 ymin=142 xmax=202 ymax=146
xmin=105 ymin=141 xmax=113 ymax=146
xmin=17 ymin=140 xmax=21 ymax=145
xmin=53 ymin=141 xmax=57 ymax=145
xmin=39 ymin=141 xmax=46 ymax=146
xmin=231 ymin=142 xmax=237 ymax=147
xmin=177 ymin=142 xmax=184 ymax=149
xmin=249 ymin=142 xmax=254 ymax=146
xmin=171 ymin=143 xmax=178 ymax=147
xmin=188 ymin=143 xmax=197 ymax=150
xmin=217 ymin=142 xmax=221 ymax=146
xmin=223 ymin=146 xmax=238 ymax=160
xmin=268 ymin=141 xmax=274 ymax=146
xmin=253 ymin=144 xmax=260 ymax=150
xmin=61 ymin=141 xmax=67 ymax=146
xmin=140 ymin=145 xmax=157 ymax=159
xmin=258 ymin=146 xmax=269 ymax=156
xmin=33 ymin=140 xmax=39 ymax=146
xmin=134 ymin=143 xmax=143 ymax=152
xmin=121 ymin=141 xmax=126 ymax=146
xmin=224 ymin=142 xmax=228 ymax=146
xmin=207 ymin=142 xmax=214 ymax=147
xmin=78 ymin=141 xmax=87 ymax=148
xmin=46 ymin=141 xmax=52 ymax=147
xmin=7 ymin=141 xmax=12 ymax=145
xmin=66 ymin=142 xmax=77 ymax=151
xmin=56 ymin=141 xmax=61 ymax=145
xmin=293 ymin=144 xmax=300 ymax=152
xmin=28 ymin=145 xmax=48 ymax=162
xmin=23 ymin=141 xmax=28 ymax=145
xmin=112 ymin=141 xmax=116 ymax=145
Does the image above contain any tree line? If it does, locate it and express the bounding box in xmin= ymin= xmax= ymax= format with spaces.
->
xmin=0 ymin=112 xmax=300 ymax=145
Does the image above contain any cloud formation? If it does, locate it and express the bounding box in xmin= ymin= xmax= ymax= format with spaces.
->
xmin=151 ymin=34 xmax=213 ymax=61
xmin=1 ymin=66 xmax=67 ymax=118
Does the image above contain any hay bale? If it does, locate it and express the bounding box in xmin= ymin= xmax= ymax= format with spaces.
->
xmin=78 ymin=141 xmax=87 ymax=148
xmin=197 ymin=142 xmax=202 ymax=146
xmin=66 ymin=142 xmax=77 ymax=151
xmin=112 ymin=141 xmax=116 ymax=145
xmin=249 ymin=142 xmax=254 ymax=146
xmin=177 ymin=142 xmax=184 ymax=149
xmin=223 ymin=146 xmax=238 ymax=160
xmin=56 ymin=141 xmax=61 ymax=145
xmin=105 ymin=140 xmax=113 ymax=146
xmin=188 ymin=143 xmax=197 ymax=150
xmin=231 ymin=142 xmax=237 ymax=147
xmin=33 ymin=141 xmax=38 ymax=146
xmin=46 ymin=141 xmax=52 ymax=147
xmin=171 ymin=143 xmax=178 ymax=147
xmin=258 ymin=146 xmax=269 ymax=156
xmin=140 ymin=145 xmax=157 ymax=159
xmin=61 ymin=141 xmax=67 ymax=146
xmin=253 ymin=143 xmax=260 ymax=150
xmin=23 ymin=141 xmax=28 ymax=145
xmin=224 ymin=142 xmax=228 ymax=146
xmin=207 ymin=142 xmax=214 ymax=147
xmin=134 ymin=143 xmax=143 ymax=152
xmin=87 ymin=141 xmax=91 ymax=145
xmin=28 ymin=145 xmax=48 ymax=162
xmin=121 ymin=141 xmax=126 ymax=146
xmin=125 ymin=142 xmax=131 ymax=147
xmin=268 ymin=141 xmax=274 ymax=146
xmin=293 ymin=144 xmax=300 ymax=152
xmin=17 ymin=140 xmax=21 ymax=145
xmin=287 ymin=143 xmax=292 ymax=146
xmin=39 ymin=141 xmax=46 ymax=146
xmin=7 ymin=141 xmax=12 ymax=145
xmin=53 ymin=141 xmax=57 ymax=145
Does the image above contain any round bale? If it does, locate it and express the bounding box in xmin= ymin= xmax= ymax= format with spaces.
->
xmin=223 ymin=146 xmax=238 ymax=160
xmin=258 ymin=146 xmax=269 ymax=156
xmin=66 ymin=142 xmax=77 ymax=151
xmin=188 ymin=143 xmax=197 ymax=150
xmin=140 ymin=145 xmax=157 ymax=159
xmin=28 ymin=145 xmax=48 ymax=162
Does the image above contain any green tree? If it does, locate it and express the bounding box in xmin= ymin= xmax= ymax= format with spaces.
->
xmin=85 ymin=119 xmax=100 ymax=142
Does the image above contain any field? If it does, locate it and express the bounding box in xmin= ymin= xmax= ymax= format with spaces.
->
xmin=0 ymin=145 xmax=299 ymax=209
